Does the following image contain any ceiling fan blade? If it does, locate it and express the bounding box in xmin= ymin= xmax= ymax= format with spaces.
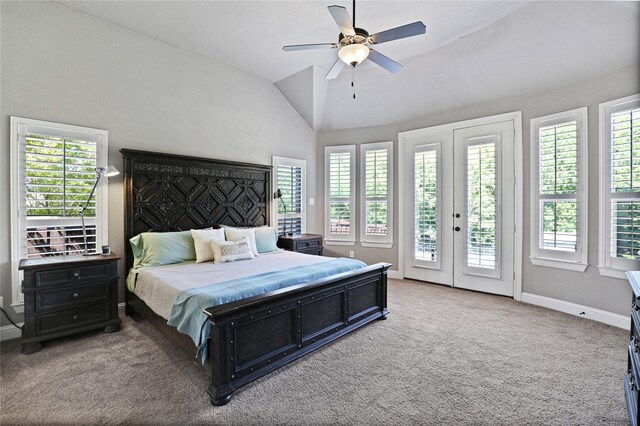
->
xmin=367 ymin=49 xmax=403 ymax=74
xmin=325 ymin=58 xmax=346 ymax=80
xmin=328 ymin=5 xmax=355 ymax=36
xmin=370 ymin=21 xmax=426 ymax=45
xmin=283 ymin=43 xmax=338 ymax=52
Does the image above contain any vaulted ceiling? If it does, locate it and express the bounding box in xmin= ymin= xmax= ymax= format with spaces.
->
xmin=56 ymin=1 xmax=640 ymax=131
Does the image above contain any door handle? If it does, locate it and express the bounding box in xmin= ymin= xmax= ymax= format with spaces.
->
xmin=454 ymin=227 xmax=461 ymax=232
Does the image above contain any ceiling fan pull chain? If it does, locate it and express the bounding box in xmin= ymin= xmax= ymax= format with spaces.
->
xmin=352 ymin=65 xmax=356 ymax=99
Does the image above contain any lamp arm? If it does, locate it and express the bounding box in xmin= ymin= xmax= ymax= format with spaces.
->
xmin=82 ymin=172 xmax=102 ymax=213
xmin=81 ymin=171 xmax=102 ymax=254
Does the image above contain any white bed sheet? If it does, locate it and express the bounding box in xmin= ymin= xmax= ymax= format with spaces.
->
xmin=129 ymin=251 xmax=336 ymax=320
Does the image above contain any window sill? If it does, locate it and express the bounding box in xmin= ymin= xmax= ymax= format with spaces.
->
xmin=324 ymin=240 xmax=356 ymax=247
xmin=598 ymin=266 xmax=630 ymax=280
xmin=360 ymin=242 xmax=394 ymax=249
xmin=529 ymin=256 xmax=588 ymax=272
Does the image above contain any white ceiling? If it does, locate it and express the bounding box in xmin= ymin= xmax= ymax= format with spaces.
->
xmin=56 ymin=1 xmax=640 ymax=130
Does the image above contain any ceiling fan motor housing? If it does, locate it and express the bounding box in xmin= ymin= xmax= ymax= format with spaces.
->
xmin=339 ymin=28 xmax=370 ymax=46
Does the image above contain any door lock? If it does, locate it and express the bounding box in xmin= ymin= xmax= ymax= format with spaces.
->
xmin=454 ymin=226 xmax=461 ymax=232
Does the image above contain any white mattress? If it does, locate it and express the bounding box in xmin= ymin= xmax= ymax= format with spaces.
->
xmin=128 ymin=251 xmax=335 ymax=320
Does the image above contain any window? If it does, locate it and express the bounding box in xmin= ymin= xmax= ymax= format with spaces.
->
xmin=360 ymin=141 xmax=393 ymax=247
xmin=272 ymin=156 xmax=306 ymax=235
xmin=530 ymin=108 xmax=588 ymax=271
xmin=325 ymin=145 xmax=356 ymax=245
xmin=10 ymin=117 xmax=109 ymax=307
xmin=599 ymin=94 xmax=640 ymax=278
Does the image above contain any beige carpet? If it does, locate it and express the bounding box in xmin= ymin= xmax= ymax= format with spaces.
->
xmin=0 ymin=279 xmax=629 ymax=425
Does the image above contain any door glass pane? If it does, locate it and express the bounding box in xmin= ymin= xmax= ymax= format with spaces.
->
xmin=414 ymin=149 xmax=438 ymax=261
xmin=466 ymin=142 xmax=497 ymax=269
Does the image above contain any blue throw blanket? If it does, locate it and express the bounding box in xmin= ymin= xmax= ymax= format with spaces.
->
xmin=167 ymin=257 xmax=367 ymax=363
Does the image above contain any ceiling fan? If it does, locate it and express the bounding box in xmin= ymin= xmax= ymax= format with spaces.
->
xmin=283 ymin=0 xmax=426 ymax=80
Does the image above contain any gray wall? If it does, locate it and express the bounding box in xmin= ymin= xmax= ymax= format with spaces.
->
xmin=0 ymin=1 xmax=317 ymax=325
xmin=317 ymin=64 xmax=639 ymax=316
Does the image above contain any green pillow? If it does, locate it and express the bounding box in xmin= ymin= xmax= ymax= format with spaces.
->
xmin=255 ymin=226 xmax=279 ymax=253
xmin=134 ymin=231 xmax=196 ymax=267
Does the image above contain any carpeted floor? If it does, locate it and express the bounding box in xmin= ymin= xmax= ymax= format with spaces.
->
xmin=0 ymin=279 xmax=630 ymax=425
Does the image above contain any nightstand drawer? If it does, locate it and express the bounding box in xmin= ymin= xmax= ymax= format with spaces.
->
xmin=295 ymin=239 xmax=322 ymax=250
xmin=35 ymin=263 xmax=112 ymax=287
xmin=297 ymin=248 xmax=323 ymax=256
xmin=37 ymin=303 xmax=110 ymax=335
xmin=36 ymin=282 xmax=109 ymax=313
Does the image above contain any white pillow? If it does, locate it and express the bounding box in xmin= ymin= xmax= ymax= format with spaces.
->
xmin=209 ymin=237 xmax=255 ymax=263
xmin=191 ymin=228 xmax=225 ymax=263
xmin=224 ymin=227 xmax=259 ymax=257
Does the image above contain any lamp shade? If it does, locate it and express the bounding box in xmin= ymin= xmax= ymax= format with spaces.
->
xmin=103 ymin=165 xmax=119 ymax=177
xmin=338 ymin=44 xmax=370 ymax=66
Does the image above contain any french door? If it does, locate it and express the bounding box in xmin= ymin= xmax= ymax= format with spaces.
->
xmin=401 ymin=118 xmax=516 ymax=297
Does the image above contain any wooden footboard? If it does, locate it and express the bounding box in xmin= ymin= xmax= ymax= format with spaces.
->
xmin=204 ymin=262 xmax=390 ymax=406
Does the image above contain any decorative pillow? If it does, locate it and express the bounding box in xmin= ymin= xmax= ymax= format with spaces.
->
xmin=135 ymin=231 xmax=196 ymax=267
xmin=129 ymin=234 xmax=144 ymax=267
xmin=223 ymin=227 xmax=259 ymax=257
xmin=209 ymin=237 xmax=255 ymax=263
xmin=191 ymin=228 xmax=225 ymax=263
xmin=255 ymin=226 xmax=279 ymax=253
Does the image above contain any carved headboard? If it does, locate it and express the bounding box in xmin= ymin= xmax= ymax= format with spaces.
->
xmin=121 ymin=149 xmax=272 ymax=270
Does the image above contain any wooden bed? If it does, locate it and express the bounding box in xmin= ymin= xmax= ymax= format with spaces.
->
xmin=121 ymin=149 xmax=390 ymax=406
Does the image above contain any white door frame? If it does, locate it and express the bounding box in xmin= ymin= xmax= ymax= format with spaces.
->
xmin=398 ymin=111 xmax=523 ymax=301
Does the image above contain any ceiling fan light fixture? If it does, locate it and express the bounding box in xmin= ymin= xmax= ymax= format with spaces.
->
xmin=338 ymin=43 xmax=369 ymax=66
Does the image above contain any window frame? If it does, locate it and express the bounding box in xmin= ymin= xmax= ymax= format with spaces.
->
xmin=359 ymin=141 xmax=393 ymax=248
xmin=272 ymin=156 xmax=306 ymax=235
xmin=598 ymin=94 xmax=640 ymax=278
xmin=324 ymin=145 xmax=356 ymax=245
xmin=10 ymin=117 xmax=110 ymax=308
xmin=529 ymin=107 xmax=588 ymax=271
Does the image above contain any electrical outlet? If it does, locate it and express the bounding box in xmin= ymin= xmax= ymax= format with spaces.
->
xmin=308 ymin=198 xmax=315 ymax=206
xmin=349 ymin=251 xmax=355 ymax=258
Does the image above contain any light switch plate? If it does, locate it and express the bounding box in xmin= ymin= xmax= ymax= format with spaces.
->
xmin=308 ymin=198 xmax=315 ymax=206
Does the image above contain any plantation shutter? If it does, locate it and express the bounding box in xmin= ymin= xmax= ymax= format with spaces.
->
xmin=609 ymin=106 xmax=640 ymax=260
xmin=276 ymin=163 xmax=303 ymax=235
xmin=538 ymin=120 xmax=579 ymax=252
xmin=329 ymin=151 xmax=352 ymax=235
xmin=24 ymin=134 xmax=97 ymax=257
xmin=360 ymin=141 xmax=393 ymax=246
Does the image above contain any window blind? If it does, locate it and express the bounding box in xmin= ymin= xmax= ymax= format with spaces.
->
xmin=538 ymin=120 xmax=578 ymax=252
xmin=364 ymin=148 xmax=388 ymax=236
xmin=24 ymin=134 xmax=97 ymax=257
xmin=466 ymin=142 xmax=497 ymax=269
xmin=329 ymin=151 xmax=352 ymax=235
xmin=610 ymin=107 xmax=640 ymax=260
xmin=414 ymin=149 xmax=438 ymax=261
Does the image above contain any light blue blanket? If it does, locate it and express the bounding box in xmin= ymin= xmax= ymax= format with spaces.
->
xmin=167 ymin=257 xmax=367 ymax=363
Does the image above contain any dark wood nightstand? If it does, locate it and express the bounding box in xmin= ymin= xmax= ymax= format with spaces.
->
xmin=277 ymin=233 xmax=323 ymax=256
xmin=19 ymin=253 xmax=121 ymax=354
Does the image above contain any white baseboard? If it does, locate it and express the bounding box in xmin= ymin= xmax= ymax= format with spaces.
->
xmin=387 ymin=270 xmax=400 ymax=280
xmin=521 ymin=292 xmax=629 ymax=330
xmin=0 ymin=323 xmax=24 ymax=342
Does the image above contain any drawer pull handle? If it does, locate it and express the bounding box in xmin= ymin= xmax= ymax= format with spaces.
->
xmin=306 ymin=242 xmax=311 ymax=247
xmin=73 ymin=293 xmax=79 ymax=298
xmin=73 ymin=272 xmax=79 ymax=278
xmin=73 ymin=315 xmax=79 ymax=321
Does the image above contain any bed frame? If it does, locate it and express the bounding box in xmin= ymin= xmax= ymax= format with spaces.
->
xmin=121 ymin=149 xmax=390 ymax=406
